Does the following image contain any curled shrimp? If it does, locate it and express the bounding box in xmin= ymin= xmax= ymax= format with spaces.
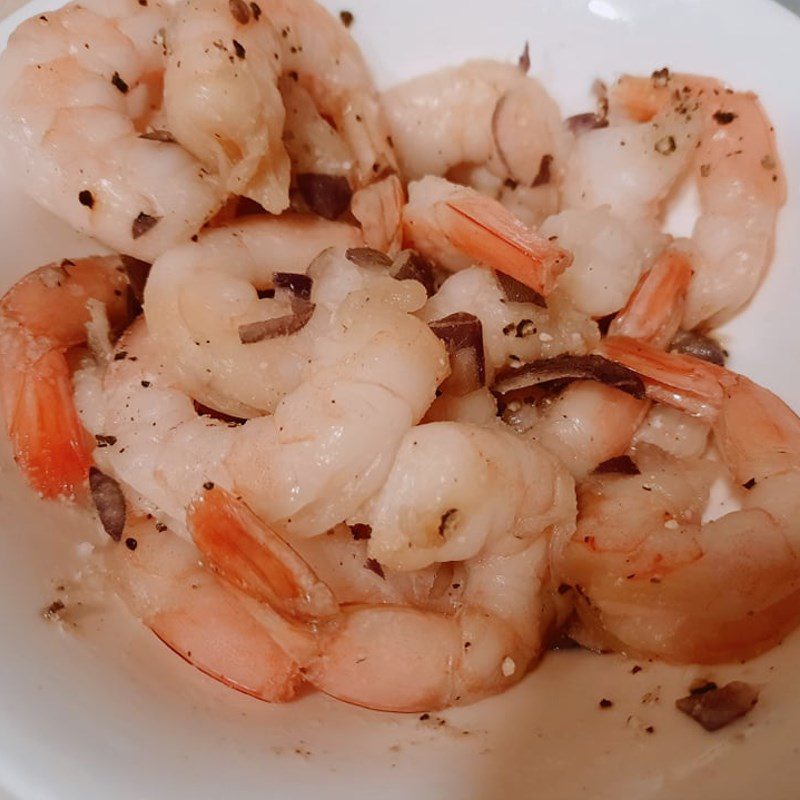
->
xmin=0 ymin=255 xmax=136 ymax=497
xmin=555 ymin=341 xmax=800 ymax=662
xmin=0 ymin=0 xmax=292 ymax=258
xmin=143 ymin=215 xmax=363 ymax=418
xmin=383 ymin=60 xmax=567 ymax=224
xmin=186 ymin=485 xmax=570 ymax=711
xmin=610 ymin=71 xmax=786 ymax=326
xmin=403 ymin=175 xmax=573 ymax=295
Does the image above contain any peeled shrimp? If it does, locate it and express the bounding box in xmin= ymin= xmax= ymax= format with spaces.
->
xmin=143 ymin=216 xmax=362 ymax=418
xmin=0 ymin=255 xmax=135 ymax=497
xmin=260 ymin=0 xmax=397 ymax=187
xmin=610 ymin=71 xmax=786 ymax=326
xmin=187 ymin=485 xmax=570 ymax=711
xmin=363 ymin=421 xmax=575 ymax=571
xmin=403 ymin=176 xmax=573 ymax=295
xmin=383 ymin=59 xmax=567 ymax=224
xmin=0 ymin=1 xmax=256 ymax=258
xmin=556 ymin=343 xmax=800 ymax=662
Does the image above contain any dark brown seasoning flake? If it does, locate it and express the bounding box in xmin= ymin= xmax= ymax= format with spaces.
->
xmin=651 ymin=67 xmax=670 ymax=87
xmin=675 ymin=681 xmax=758 ymax=731
xmin=669 ymin=329 xmax=727 ymax=366
xmin=229 ymin=0 xmax=251 ymax=24
xmin=594 ymin=455 xmax=640 ymax=475
xmin=599 ymin=698 xmax=614 ymax=709
xmin=557 ymin=583 xmax=572 ymax=595
xmin=139 ymin=129 xmax=177 ymax=143
xmin=42 ymin=600 xmax=65 ymax=620
xmin=89 ymin=467 xmax=127 ymax=542
xmin=518 ymin=41 xmax=531 ymax=73
xmin=155 ymin=522 xmax=168 ymax=532
xmin=713 ymin=110 xmax=737 ymax=125
xmin=345 ymin=247 xmax=393 ymax=268
xmin=339 ymin=9 xmax=354 ymax=27
xmin=699 ymin=163 xmax=711 ymax=177
xmin=273 ymin=272 xmax=313 ymax=301
xmin=232 ymin=39 xmax=246 ymax=59
xmin=493 ymin=354 xmax=645 ymax=399
xmin=125 ymin=537 xmax=138 ymax=551
xmin=111 ymin=71 xmax=129 ymax=94
xmin=297 ymin=173 xmax=352 ymax=220
xmin=429 ymin=313 xmax=486 ymax=395
xmin=632 ymin=665 xmax=643 ymax=674
xmin=654 ymin=135 xmax=677 ymax=155
xmin=365 ymin=558 xmax=385 ymax=579
xmin=193 ymin=400 xmax=247 ymax=426
xmin=349 ymin=523 xmax=372 ymax=541
xmin=95 ymin=434 xmax=118 ymax=448
xmin=250 ymin=2 xmax=262 ymax=20
xmin=438 ymin=508 xmax=459 ymax=538
xmin=531 ymin=154 xmax=553 ymax=187
xmin=238 ymin=298 xmax=315 ymax=343
xmin=79 ymin=190 xmax=95 ymax=208
xmin=391 ymin=250 xmax=437 ymax=297
xmin=203 ymin=481 xmax=215 ymax=490
xmin=132 ymin=212 xmax=161 ymax=239
xmin=495 ymin=271 xmax=546 ymax=307
xmin=565 ymin=112 xmax=609 ymax=134
xmin=742 ymin=478 xmax=757 ymax=490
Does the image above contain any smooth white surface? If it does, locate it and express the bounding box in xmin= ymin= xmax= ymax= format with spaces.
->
xmin=1 ymin=1 xmax=800 ymax=798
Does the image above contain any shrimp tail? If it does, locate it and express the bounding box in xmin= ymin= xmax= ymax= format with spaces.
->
xmin=188 ymin=486 xmax=338 ymax=622
xmin=609 ymin=249 xmax=693 ymax=347
xmin=9 ymin=349 xmax=94 ymax=498
xmin=440 ymin=195 xmax=573 ymax=295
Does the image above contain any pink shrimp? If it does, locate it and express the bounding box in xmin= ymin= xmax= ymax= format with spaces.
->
xmin=555 ymin=342 xmax=800 ymax=662
xmin=0 ymin=256 xmax=135 ymax=497
xmin=187 ymin=485 xmax=566 ymax=711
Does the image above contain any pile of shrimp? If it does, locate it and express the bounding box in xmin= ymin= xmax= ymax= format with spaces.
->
xmin=0 ymin=0 xmax=796 ymax=713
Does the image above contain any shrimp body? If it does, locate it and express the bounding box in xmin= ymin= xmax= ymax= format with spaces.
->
xmin=0 ymin=255 xmax=134 ymax=497
xmin=188 ymin=486 xmax=569 ymax=711
xmin=610 ymin=72 xmax=786 ymax=326
xmin=555 ymin=343 xmax=800 ymax=663
xmin=365 ymin=421 xmax=576 ymax=571
xmin=404 ymin=176 xmax=573 ymax=295
xmin=383 ymin=60 xmax=567 ymax=187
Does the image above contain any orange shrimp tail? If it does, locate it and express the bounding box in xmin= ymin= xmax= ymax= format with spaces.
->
xmin=609 ymin=249 xmax=693 ymax=347
xmin=440 ymin=196 xmax=573 ymax=295
xmin=188 ymin=486 xmax=337 ymax=621
xmin=599 ymin=336 xmax=725 ymax=419
xmin=9 ymin=349 xmax=93 ymax=498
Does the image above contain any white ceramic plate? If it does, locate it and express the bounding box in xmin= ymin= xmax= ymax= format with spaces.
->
xmin=1 ymin=1 xmax=800 ymax=798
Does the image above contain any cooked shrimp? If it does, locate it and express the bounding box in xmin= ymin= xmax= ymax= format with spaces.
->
xmin=563 ymin=83 xmax=702 ymax=221
xmin=106 ymin=516 xmax=303 ymax=701
xmin=608 ymin=247 xmax=693 ymax=347
xmin=364 ymin=421 xmax=575 ymax=571
xmin=163 ymin=0 xmax=290 ymax=213
xmin=260 ymin=0 xmax=396 ymax=187
xmin=0 ymin=255 xmax=135 ymax=497
xmin=632 ymin=404 xmax=710 ymax=460
xmin=351 ymin=173 xmax=404 ymax=256
xmin=188 ymin=485 xmax=570 ymax=711
xmin=419 ymin=265 xmax=598 ymax=383
xmin=404 ymin=176 xmax=573 ymax=294
xmin=383 ymin=60 xmax=567 ymax=192
xmin=611 ymin=71 xmax=786 ymax=326
xmin=538 ymin=207 xmax=669 ymax=318
xmin=143 ymin=216 xmax=363 ymax=418
xmin=87 ymin=257 xmax=447 ymax=537
xmin=554 ymin=357 xmax=800 ymax=661
xmin=0 ymin=1 xmax=232 ymax=259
